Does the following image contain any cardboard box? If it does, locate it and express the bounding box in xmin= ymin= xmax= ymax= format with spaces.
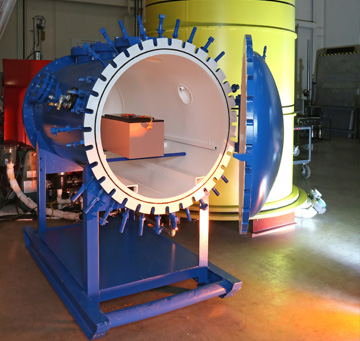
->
xmin=101 ymin=114 xmax=164 ymax=159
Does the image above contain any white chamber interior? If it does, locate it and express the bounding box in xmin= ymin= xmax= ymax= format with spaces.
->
xmin=99 ymin=52 xmax=230 ymax=201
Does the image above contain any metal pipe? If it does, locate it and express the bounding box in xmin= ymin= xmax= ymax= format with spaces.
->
xmin=0 ymin=0 xmax=17 ymax=40
xmin=306 ymin=39 xmax=312 ymax=99
xmin=106 ymin=281 xmax=227 ymax=328
xmin=32 ymin=15 xmax=46 ymax=60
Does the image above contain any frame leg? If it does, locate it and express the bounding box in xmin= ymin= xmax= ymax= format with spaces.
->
xmin=199 ymin=192 xmax=209 ymax=267
xmin=36 ymin=144 xmax=47 ymax=235
xmin=82 ymin=167 xmax=100 ymax=297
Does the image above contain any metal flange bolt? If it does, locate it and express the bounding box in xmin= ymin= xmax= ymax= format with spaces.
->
xmin=157 ymin=14 xmax=165 ymax=38
xmin=99 ymin=28 xmax=118 ymax=55
xmin=212 ymin=187 xmax=220 ymax=196
xmin=201 ymin=37 xmax=214 ymax=53
xmin=262 ymin=46 xmax=267 ymax=60
xmin=66 ymin=140 xmax=84 ymax=148
xmin=83 ymin=43 xmax=107 ymax=67
xmin=100 ymin=200 xmax=115 ymax=226
xmin=137 ymin=15 xmax=148 ymax=40
xmin=138 ymin=214 xmax=145 ymax=236
xmin=199 ymin=199 xmax=208 ymax=210
xmin=221 ymin=175 xmax=229 ymax=183
xmin=173 ymin=19 xmax=180 ymax=39
xmin=214 ymin=51 xmax=225 ymax=63
xmin=51 ymin=125 xmax=84 ymax=136
xmin=84 ymin=189 xmax=104 ymax=214
xmin=71 ymin=176 xmax=95 ymax=202
xmin=187 ymin=27 xmax=197 ymax=44
xmin=169 ymin=213 xmax=178 ymax=230
xmin=155 ymin=215 xmax=162 ymax=235
xmin=118 ymin=20 xmax=130 ymax=40
xmin=185 ymin=208 xmax=192 ymax=222
xmin=119 ymin=208 xmax=129 ymax=233
xmin=78 ymin=76 xmax=96 ymax=83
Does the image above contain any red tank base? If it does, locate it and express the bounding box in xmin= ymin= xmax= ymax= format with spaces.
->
xmin=249 ymin=212 xmax=296 ymax=237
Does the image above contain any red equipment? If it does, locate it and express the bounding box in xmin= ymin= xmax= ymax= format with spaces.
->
xmin=2 ymin=59 xmax=51 ymax=145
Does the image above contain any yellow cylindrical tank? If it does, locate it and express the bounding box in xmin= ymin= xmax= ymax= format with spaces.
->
xmin=145 ymin=0 xmax=298 ymax=219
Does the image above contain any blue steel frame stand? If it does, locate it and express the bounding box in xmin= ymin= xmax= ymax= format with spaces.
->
xmin=23 ymin=146 xmax=242 ymax=340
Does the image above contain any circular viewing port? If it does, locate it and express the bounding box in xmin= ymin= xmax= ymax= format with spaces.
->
xmin=178 ymin=84 xmax=192 ymax=105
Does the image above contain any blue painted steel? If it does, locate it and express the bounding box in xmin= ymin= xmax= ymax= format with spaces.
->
xmin=155 ymin=215 xmax=162 ymax=234
xmin=23 ymin=53 xmax=103 ymax=164
xmin=187 ymin=27 xmax=197 ymax=43
xmin=50 ymin=124 xmax=84 ymax=136
xmin=83 ymin=43 xmax=107 ymax=66
xmin=199 ymin=198 xmax=208 ymax=210
xmin=184 ymin=207 xmax=192 ymax=221
xmin=107 ymin=281 xmax=227 ymax=327
xmin=137 ymin=15 xmax=148 ymax=40
xmin=24 ymin=206 xmax=242 ymax=339
xmin=84 ymin=189 xmax=104 ymax=214
xmin=157 ymin=14 xmax=166 ymax=37
xmin=169 ymin=212 xmax=178 ymax=229
xmin=118 ymin=20 xmax=130 ymax=40
xmin=107 ymin=152 xmax=186 ymax=163
xmin=72 ymin=176 xmax=95 ymax=202
xmin=221 ymin=174 xmax=229 ymax=183
xmin=66 ymin=139 xmax=84 ymax=148
xmin=36 ymin=142 xmax=47 ymax=235
xmin=212 ymin=187 xmax=220 ymax=196
xmin=262 ymin=45 xmax=267 ymax=60
xmin=119 ymin=208 xmax=129 ymax=233
xmin=233 ymin=35 xmax=284 ymax=233
xmin=23 ymin=226 xmax=110 ymax=340
xmin=100 ymin=200 xmax=116 ymax=226
xmin=138 ymin=213 xmax=145 ymax=236
xmin=214 ymin=51 xmax=225 ymax=63
xmin=23 ymin=18 xmax=150 ymax=165
xmin=82 ymin=167 xmax=101 ymax=297
xmin=99 ymin=28 xmax=119 ymax=55
xmin=201 ymin=36 xmax=215 ymax=53
xmin=22 ymin=15 xmax=243 ymax=339
xmin=234 ymin=94 xmax=241 ymax=153
xmin=173 ymin=19 xmax=180 ymax=38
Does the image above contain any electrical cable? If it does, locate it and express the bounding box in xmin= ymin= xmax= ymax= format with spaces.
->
xmin=26 ymin=50 xmax=36 ymax=60
xmin=6 ymin=162 xmax=80 ymax=220
xmin=0 ymin=209 xmax=37 ymax=223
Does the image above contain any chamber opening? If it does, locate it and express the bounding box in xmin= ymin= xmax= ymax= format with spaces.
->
xmin=99 ymin=52 xmax=230 ymax=200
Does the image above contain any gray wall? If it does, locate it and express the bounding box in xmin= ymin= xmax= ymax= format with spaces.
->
xmin=0 ymin=0 xmax=135 ymax=72
xmin=295 ymin=0 xmax=360 ymax=102
xmin=1 ymin=0 xmax=359 ymax=98
xmin=324 ymin=0 xmax=360 ymax=47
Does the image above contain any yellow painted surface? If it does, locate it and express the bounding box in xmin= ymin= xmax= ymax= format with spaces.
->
xmin=146 ymin=0 xmax=295 ymax=31
xmin=267 ymin=114 xmax=295 ymax=203
xmin=145 ymin=0 xmax=297 ymax=215
xmin=253 ymin=186 xmax=308 ymax=219
xmin=183 ymin=185 xmax=307 ymax=221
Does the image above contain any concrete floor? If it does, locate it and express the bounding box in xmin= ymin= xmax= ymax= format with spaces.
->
xmin=0 ymin=137 xmax=359 ymax=340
